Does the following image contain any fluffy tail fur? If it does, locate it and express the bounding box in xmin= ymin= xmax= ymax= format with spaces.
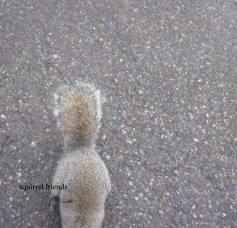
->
xmin=53 ymin=82 xmax=102 ymax=148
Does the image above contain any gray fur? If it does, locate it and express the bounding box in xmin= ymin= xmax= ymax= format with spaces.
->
xmin=51 ymin=82 xmax=111 ymax=228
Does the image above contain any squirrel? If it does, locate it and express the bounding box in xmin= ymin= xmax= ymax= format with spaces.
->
xmin=49 ymin=82 xmax=111 ymax=228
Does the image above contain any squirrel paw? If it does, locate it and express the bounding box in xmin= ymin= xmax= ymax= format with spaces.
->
xmin=49 ymin=195 xmax=60 ymax=211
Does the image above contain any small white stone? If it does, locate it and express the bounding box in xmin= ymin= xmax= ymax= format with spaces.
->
xmin=52 ymin=54 xmax=59 ymax=59
xmin=193 ymin=138 xmax=199 ymax=142
xmin=16 ymin=172 xmax=22 ymax=177
xmin=174 ymin=170 xmax=179 ymax=175
xmin=0 ymin=114 xmax=6 ymax=119
xmin=126 ymin=139 xmax=133 ymax=144
xmin=159 ymin=210 xmax=164 ymax=215
xmin=31 ymin=141 xmax=36 ymax=147
xmin=138 ymin=90 xmax=144 ymax=94
xmin=121 ymin=129 xmax=127 ymax=135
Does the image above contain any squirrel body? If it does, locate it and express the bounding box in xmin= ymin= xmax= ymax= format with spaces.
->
xmin=50 ymin=82 xmax=111 ymax=228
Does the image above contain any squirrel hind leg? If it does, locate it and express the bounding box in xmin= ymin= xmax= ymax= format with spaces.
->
xmin=49 ymin=195 xmax=60 ymax=211
xmin=60 ymin=203 xmax=105 ymax=228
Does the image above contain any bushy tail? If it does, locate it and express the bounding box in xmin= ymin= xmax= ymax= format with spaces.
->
xmin=53 ymin=82 xmax=102 ymax=148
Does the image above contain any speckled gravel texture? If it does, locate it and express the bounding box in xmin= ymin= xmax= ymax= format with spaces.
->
xmin=0 ymin=0 xmax=237 ymax=227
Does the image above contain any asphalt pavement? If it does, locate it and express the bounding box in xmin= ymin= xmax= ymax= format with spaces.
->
xmin=0 ymin=0 xmax=237 ymax=227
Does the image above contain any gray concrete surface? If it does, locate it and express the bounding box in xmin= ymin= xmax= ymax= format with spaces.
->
xmin=0 ymin=0 xmax=237 ymax=227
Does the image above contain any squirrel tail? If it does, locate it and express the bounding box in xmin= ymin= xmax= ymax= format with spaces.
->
xmin=53 ymin=81 xmax=103 ymax=148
